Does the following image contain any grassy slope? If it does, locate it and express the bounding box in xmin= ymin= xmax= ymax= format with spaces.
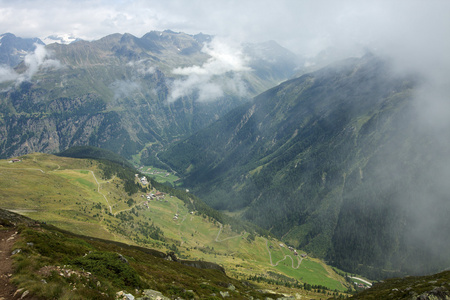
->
xmin=2 ymin=210 xmax=279 ymax=300
xmin=0 ymin=153 xmax=353 ymax=298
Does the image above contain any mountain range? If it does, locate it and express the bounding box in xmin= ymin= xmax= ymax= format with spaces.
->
xmin=0 ymin=30 xmax=300 ymax=161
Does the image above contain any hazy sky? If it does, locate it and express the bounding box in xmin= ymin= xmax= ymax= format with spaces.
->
xmin=1 ymin=0 xmax=449 ymax=59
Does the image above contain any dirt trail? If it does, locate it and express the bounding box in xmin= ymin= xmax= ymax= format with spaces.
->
xmin=350 ymin=276 xmax=372 ymax=286
xmin=0 ymin=229 xmax=18 ymax=299
xmin=215 ymin=223 xmax=243 ymax=242
xmin=90 ymin=171 xmax=112 ymax=214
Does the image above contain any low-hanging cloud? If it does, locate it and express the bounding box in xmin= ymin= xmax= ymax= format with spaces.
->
xmin=110 ymin=60 xmax=157 ymax=101
xmin=21 ymin=43 xmax=61 ymax=80
xmin=110 ymin=79 xmax=141 ymax=100
xmin=0 ymin=65 xmax=19 ymax=83
xmin=168 ymin=38 xmax=251 ymax=103
xmin=126 ymin=59 xmax=156 ymax=76
xmin=0 ymin=43 xmax=62 ymax=85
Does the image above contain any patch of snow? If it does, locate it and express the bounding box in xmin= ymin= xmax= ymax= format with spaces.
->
xmin=42 ymin=34 xmax=80 ymax=45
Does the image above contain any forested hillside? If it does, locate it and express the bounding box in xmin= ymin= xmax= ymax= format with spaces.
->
xmin=160 ymin=54 xmax=450 ymax=278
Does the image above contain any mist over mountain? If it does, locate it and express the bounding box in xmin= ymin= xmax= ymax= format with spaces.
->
xmin=0 ymin=30 xmax=299 ymax=160
xmin=159 ymin=53 xmax=450 ymax=278
xmin=0 ymin=33 xmax=45 ymax=67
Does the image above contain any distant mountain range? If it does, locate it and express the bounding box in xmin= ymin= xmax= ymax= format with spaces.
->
xmin=0 ymin=33 xmax=83 ymax=69
xmin=0 ymin=30 xmax=300 ymax=160
xmin=159 ymin=53 xmax=450 ymax=278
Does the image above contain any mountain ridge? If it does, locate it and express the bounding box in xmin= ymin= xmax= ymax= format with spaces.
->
xmin=0 ymin=31 xmax=300 ymax=161
xmin=0 ymin=33 xmax=45 ymax=67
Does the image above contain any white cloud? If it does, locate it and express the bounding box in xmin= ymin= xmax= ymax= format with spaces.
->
xmin=0 ymin=0 xmax=449 ymax=62
xmin=126 ymin=60 xmax=156 ymax=76
xmin=20 ymin=44 xmax=61 ymax=81
xmin=0 ymin=65 xmax=19 ymax=83
xmin=0 ymin=43 xmax=61 ymax=84
xmin=110 ymin=79 xmax=140 ymax=100
xmin=168 ymin=38 xmax=250 ymax=102
xmin=1 ymin=0 xmax=449 ymax=107
xmin=173 ymin=39 xmax=249 ymax=76
xmin=197 ymin=82 xmax=223 ymax=102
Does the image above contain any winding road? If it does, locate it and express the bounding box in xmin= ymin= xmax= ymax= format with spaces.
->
xmin=264 ymin=238 xmax=303 ymax=269
xmin=154 ymin=152 xmax=177 ymax=175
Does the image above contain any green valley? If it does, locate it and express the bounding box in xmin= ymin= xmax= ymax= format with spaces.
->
xmin=159 ymin=54 xmax=450 ymax=279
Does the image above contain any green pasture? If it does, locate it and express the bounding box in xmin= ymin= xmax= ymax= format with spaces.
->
xmin=140 ymin=166 xmax=180 ymax=186
xmin=0 ymin=153 xmax=349 ymax=293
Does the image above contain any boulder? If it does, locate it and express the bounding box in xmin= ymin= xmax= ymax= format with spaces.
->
xmin=137 ymin=289 xmax=170 ymax=300
xmin=11 ymin=249 xmax=21 ymax=255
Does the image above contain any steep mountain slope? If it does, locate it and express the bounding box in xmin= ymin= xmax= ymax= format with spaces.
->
xmin=159 ymin=54 xmax=450 ymax=278
xmin=0 ymin=31 xmax=298 ymax=160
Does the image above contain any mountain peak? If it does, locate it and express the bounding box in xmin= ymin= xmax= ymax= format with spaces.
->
xmin=0 ymin=33 xmax=45 ymax=67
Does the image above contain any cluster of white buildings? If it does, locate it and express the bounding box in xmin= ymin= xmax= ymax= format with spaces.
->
xmin=141 ymin=191 xmax=166 ymax=201
xmin=135 ymin=174 xmax=149 ymax=185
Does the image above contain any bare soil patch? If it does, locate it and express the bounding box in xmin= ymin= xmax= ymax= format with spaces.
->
xmin=0 ymin=229 xmax=18 ymax=299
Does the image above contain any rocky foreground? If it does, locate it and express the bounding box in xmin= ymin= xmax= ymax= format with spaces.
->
xmin=352 ymin=270 xmax=450 ymax=299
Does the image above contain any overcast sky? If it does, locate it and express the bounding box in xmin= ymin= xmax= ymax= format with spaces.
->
xmin=0 ymin=0 xmax=449 ymax=59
